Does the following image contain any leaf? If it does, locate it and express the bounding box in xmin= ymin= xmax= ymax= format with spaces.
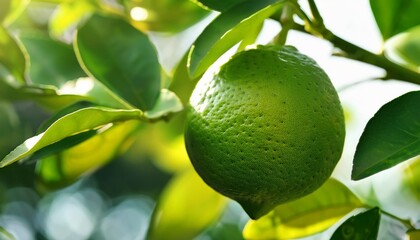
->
xmin=147 ymin=168 xmax=227 ymax=240
xmin=243 ymin=179 xmax=363 ymax=240
xmin=0 ymin=0 xmax=30 ymax=26
xmin=407 ymin=229 xmax=420 ymax=240
xmin=0 ymin=106 xmax=142 ymax=167
xmin=370 ymin=0 xmax=420 ymax=39
xmin=75 ymin=13 xmax=161 ymax=110
xmin=19 ymin=85 xmax=91 ymax=110
xmin=330 ymin=208 xmax=381 ymax=240
xmin=19 ymin=33 xmax=86 ymax=87
xmin=49 ymin=0 xmax=97 ymax=41
xmin=0 ymin=226 xmax=15 ymax=240
xmin=352 ymin=91 xmax=420 ymax=180
xmin=188 ymin=0 xmax=283 ymax=78
xmin=57 ymin=77 xmax=130 ymax=109
xmin=144 ymin=89 xmax=183 ymax=120
xmin=30 ymin=130 xmax=97 ymax=162
xmin=0 ymin=74 xmax=125 ymax=110
xmin=36 ymin=120 xmax=139 ymax=189
xmin=0 ymin=25 xmax=28 ymax=84
xmin=384 ymin=25 xmax=420 ymax=71
xmin=193 ymin=0 xmax=249 ymax=12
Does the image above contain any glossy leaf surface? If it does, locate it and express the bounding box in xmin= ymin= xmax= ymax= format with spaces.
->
xmin=0 ymin=25 xmax=27 ymax=83
xmin=330 ymin=208 xmax=380 ymax=240
xmin=188 ymin=0 xmax=283 ymax=78
xmin=76 ymin=14 xmax=161 ymax=110
xmin=19 ymin=33 xmax=86 ymax=87
xmin=370 ymin=0 xmax=420 ymax=39
xmin=0 ymin=106 xmax=142 ymax=167
xmin=352 ymin=91 xmax=420 ymax=180
xmin=36 ymin=121 xmax=139 ymax=188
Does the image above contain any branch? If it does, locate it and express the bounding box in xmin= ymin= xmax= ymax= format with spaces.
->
xmin=287 ymin=1 xmax=420 ymax=86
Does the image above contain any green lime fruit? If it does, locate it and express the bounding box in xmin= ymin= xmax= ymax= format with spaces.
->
xmin=184 ymin=45 xmax=345 ymax=219
xmin=124 ymin=0 xmax=210 ymax=33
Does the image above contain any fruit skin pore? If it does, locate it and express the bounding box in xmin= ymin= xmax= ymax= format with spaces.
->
xmin=185 ymin=45 xmax=345 ymax=220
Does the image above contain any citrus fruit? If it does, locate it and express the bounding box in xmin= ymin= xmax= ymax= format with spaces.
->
xmin=184 ymin=45 xmax=345 ymax=219
xmin=124 ymin=0 xmax=210 ymax=33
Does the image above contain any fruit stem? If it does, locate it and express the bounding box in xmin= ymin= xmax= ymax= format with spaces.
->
xmin=272 ymin=3 xmax=295 ymax=46
xmin=286 ymin=1 xmax=420 ymax=86
xmin=307 ymin=0 xmax=324 ymax=28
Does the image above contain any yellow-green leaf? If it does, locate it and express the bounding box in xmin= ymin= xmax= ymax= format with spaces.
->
xmin=0 ymin=0 xmax=29 ymax=26
xmin=49 ymin=0 xmax=97 ymax=41
xmin=0 ymin=107 xmax=142 ymax=167
xmin=36 ymin=120 xmax=139 ymax=188
xmin=188 ymin=0 xmax=284 ymax=78
xmin=407 ymin=229 xmax=420 ymax=240
xmin=147 ymin=168 xmax=227 ymax=240
xmin=243 ymin=179 xmax=363 ymax=240
xmin=0 ymin=25 xmax=28 ymax=84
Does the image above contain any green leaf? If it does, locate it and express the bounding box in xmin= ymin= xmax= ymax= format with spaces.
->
xmin=144 ymin=89 xmax=183 ymax=120
xmin=330 ymin=208 xmax=381 ymax=240
xmin=188 ymin=0 xmax=283 ymax=78
xmin=56 ymin=77 xmax=130 ymax=109
xmin=370 ymin=0 xmax=420 ymax=39
xmin=352 ymin=91 xmax=420 ymax=180
xmin=19 ymin=85 xmax=91 ymax=110
xmin=36 ymin=120 xmax=139 ymax=189
xmin=29 ymin=130 xmax=97 ymax=162
xmin=1 ymin=73 xmax=126 ymax=110
xmin=38 ymin=101 xmax=97 ymax=133
xmin=193 ymin=0 xmax=249 ymax=12
xmin=19 ymin=33 xmax=86 ymax=87
xmin=75 ymin=13 xmax=161 ymax=110
xmin=243 ymin=179 xmax=363 ymax=240
xmin=0 ymin=25 xmax=28 ymax=84
xmin=0 ymin=0 xmax=30 ymax=26
xmin=0 ymin=106 xmax=142 ymax=167
xmin=147 ymin=168 xmax=227 ymax=240
xmin=0 ymin=226 xmax=15 ymax=240
xmin=49 ymin=0 xmax=97 ymax=40
xmin=384 ymin=25 xmax=420 ymax=71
